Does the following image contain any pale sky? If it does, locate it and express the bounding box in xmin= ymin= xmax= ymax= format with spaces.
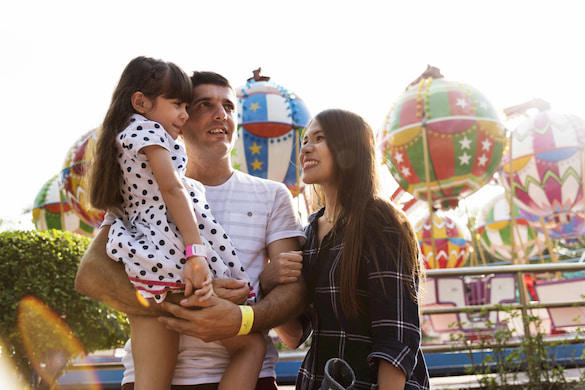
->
xmin=1 ymin=0 xmax=583 ymax=230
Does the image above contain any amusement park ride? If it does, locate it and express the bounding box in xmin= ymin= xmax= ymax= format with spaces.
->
xmin=28 ymin=66 xmax=585 ymax=385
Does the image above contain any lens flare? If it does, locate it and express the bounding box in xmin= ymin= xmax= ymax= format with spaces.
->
xmin=135 ymin=290 xmax=151 ymax=307
xmin=0 ymin=338 xmax=21 ymax=390
xmin=18 ymin=296 xmax=86 ymax=388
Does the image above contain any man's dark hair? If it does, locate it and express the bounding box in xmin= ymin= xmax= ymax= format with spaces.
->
xmin=191 ymin=71 xmax=233 ymax=91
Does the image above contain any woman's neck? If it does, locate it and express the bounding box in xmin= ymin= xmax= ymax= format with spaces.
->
xmin=322 ymin=186 xmax=339 ymax=222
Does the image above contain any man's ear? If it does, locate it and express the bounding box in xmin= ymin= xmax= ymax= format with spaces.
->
xmin=131 ymin=91 xmax=151 ymax=114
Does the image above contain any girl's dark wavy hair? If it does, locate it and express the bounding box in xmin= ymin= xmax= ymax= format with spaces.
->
xmin=309 ymin=109 xmax=422 ymax=318
xmin=87 ymin=56 xmax=193 ymax=211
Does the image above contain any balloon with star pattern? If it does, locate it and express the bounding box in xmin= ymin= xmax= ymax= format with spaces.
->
xmin=232 ymin=71 xmax=311 ymax=196
xmin=378 ymin=77 xmax=507 ymax=209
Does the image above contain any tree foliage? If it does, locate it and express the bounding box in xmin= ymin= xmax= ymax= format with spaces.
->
xmin=0 ymin=229 xmax=129 ymax=388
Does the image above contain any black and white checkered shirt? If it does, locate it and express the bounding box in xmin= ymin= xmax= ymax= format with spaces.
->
xmin=296 ymin=208 xmax=430 ymax=390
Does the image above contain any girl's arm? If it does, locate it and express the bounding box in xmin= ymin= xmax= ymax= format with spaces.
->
xmin=142 ymin=145 xmax=212 ymax=297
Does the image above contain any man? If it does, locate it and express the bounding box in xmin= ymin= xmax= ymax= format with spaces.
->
xmin=75 ymin=71 xmax=307 ymax=389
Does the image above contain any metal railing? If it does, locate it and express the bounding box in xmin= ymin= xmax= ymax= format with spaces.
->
xmin=421 ymin=261 xmax=585 ymax=354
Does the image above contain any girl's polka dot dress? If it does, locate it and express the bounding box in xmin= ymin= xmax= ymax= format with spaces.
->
xmin=106 ymin=114 xmax=251 ymax=303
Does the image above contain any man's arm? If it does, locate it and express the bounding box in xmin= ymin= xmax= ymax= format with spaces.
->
xmin=160 ymin=276 xmax=306 ymax=342
xmin=75 ymin=225 xmax=167 ymax=316
xmin=159 ymin=237 xmax=307 ymax=342
xmin=76 ymin=225 xmax=251 ymax=315
xmin=260 ymin=249 xmax=306 ymax=348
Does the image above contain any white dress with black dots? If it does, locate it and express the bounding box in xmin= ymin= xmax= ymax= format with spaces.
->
xmin=106 ymin=114 xmax=251 ymax=303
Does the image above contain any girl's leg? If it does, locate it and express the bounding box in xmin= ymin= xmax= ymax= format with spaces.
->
xmin=129 ymin=314 xmax=178 ymax=390
xmin=218 ymin=333 xmax=266 ymax=390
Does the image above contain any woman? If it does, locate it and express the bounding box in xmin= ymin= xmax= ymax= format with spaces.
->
xmin=268 ymin=109 xmax=429 ymax=389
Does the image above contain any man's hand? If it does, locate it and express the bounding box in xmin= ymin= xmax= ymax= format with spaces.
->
xmin=259 ymin=250 xmax=303 ymax=294
xmin=211 ymin=278 xmax=249 ymax=304
xmin=159 ymin=296 xmax=240 ymax=342
xmin=180 ymin=278 xmax=248 ymax=307
xmin=161 ymin=276 xmax=307 ymax=342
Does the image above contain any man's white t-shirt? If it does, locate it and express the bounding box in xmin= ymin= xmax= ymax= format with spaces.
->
xmin=117 ymin=170 xmax=305 ymax=385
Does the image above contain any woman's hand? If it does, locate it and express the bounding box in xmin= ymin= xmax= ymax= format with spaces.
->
xmin=259 ymin=250 xmax=303 ymax=294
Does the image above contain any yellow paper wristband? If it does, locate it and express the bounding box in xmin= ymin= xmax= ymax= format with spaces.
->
xmin=237 ymin=305 xmax=254 ymax=336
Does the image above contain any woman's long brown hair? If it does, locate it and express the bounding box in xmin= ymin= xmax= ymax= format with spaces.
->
xmin=309 ymin=109 xmax=422 ymax=318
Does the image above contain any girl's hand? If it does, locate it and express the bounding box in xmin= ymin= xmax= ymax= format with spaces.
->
xmin=195 ymin=273 xmax=215 ymax=302
xmin=184 ymin=256 xmax=213 ymax=297
xmin=181 ymin=278 xmax=248 ymax=307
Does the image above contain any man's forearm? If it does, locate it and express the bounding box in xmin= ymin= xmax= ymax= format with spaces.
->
xmin=75 ymin=225 xmax=168 ymax=316
xmin=159 ymin=276 xmax=307 ymax=342
xmin=251 ymin=277 xmax=307 ymax=332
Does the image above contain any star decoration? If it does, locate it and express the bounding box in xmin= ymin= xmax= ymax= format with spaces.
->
xmin=250 ymin=159 xmax=263 ymax=171
xmin=456 ymin=98 xmax=469 ymax=109
xmin=459 ymin=152 xmax=471 ymax=165
xmin=233 ymin=162 xmax=241 ymax=170
xmin=401 ymin=166 xmax=411 ymax=177
xmin=478 ymin=154 xmax=488 ymax=166
xmin=482 ymin=139 xmax=492 ymax=151
xmin=248 ymin=142 xmax=261 ymax=155
xmin=459 ymin=136 xmax=472 ymax=150
xmin=249 ymin=102 xmax=261 ymax=112
xmin=394 ymin=151 xmax=404 ymax=164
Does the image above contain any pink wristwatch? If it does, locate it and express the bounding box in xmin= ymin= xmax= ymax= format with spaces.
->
xmin=185 ymin=244 xmax=207 ymax=259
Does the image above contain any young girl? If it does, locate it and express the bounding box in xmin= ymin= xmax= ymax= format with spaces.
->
xmin=87 ymin=56 xmax=265 ymax=390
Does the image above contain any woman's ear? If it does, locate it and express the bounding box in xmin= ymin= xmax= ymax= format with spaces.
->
xmin=131 ymin=91 xmax=151 ymax=114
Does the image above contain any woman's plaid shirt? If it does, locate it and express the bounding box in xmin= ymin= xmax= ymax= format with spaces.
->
xmin=296 ymin=208 xmax=429 ymax=390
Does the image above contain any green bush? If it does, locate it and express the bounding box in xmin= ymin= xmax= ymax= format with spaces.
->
xmin=0 ymin=229 xmax=129 ymax=388
xmin=451 ymin=306 xmax=585 ymax=389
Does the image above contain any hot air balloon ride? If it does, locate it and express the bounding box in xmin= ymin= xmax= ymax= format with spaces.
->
xmin=378 ymin=66 xmax=507 ymax=210
xmin=32 ymin=175 xmax=96 ymax=237
xmin=476 ymin=191 xmax=544 ymax=263
xmin=520 ymin=208 xmax=585 ymax=246
xmin=415 ymin=212 xmax=470 ymax=269
xmin=59 ymin=129 xmax=104 ymax=228
xmin=499 ymin=110 xmax=585 ymax=224
xmin=232 ymin=68 xmax=311 ymax=196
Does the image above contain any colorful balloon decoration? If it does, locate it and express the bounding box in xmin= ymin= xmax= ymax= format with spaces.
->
xmin=520 ymin=208 xmax=585 ymax=245
xmin=415 ymin=213 xmax=470 ymax=269
xmin=499 ymin=110 xmax=585 ymax=224
xmin=378 ymin=77 xmax=507 ymax=209
xmin=476 ymin=192 xmax=544 ymax=262
xmin=233 ymin=69 xmax=311 ymax=196
xmin=59 ymin=129 xmax=104 ymax=228
xmin=32 ymin=175 xmax=96 ymax=237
